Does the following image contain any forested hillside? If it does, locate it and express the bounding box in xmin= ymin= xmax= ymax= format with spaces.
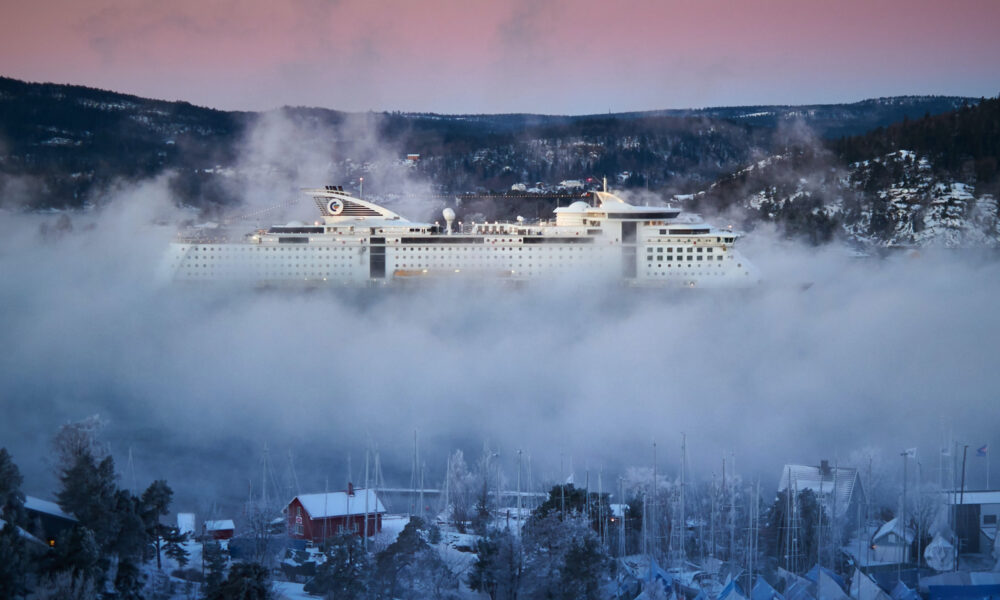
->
xmin=694 ymin=97 xmax=1000 ymax=247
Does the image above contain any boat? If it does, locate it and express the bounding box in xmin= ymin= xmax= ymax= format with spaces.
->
xmin=160 ymin=185 xmax=759 ymax=288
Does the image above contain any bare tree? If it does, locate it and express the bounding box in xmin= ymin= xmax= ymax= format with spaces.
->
xmin=241 ymin=505 xmax=282 ymax=568
xmin=51 ymin=415 xmax=108 ymax=475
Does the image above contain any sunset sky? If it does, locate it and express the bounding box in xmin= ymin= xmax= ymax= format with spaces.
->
xmin=2 ymin=0 xmax=998 ymax=114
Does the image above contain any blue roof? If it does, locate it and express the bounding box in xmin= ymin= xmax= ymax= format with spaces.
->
xmin=753 ymin=579 xmax=785 ymax=600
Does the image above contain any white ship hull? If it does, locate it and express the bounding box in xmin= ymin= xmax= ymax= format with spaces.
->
xmin=162 ymin=187 xmax=760 ymax=289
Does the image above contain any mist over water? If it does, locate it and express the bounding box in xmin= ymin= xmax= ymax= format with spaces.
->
xmin=2 ymin=116 xmax=998 ymax=515
xmin=3 ymin=193 xmax=998 ymax=515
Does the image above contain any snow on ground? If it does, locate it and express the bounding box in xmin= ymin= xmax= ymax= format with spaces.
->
xmin=273 ymin=581 xmax=314 ymax=600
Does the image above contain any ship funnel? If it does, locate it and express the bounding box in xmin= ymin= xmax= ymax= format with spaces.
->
xmin=443 ymin=208 xmax=456 ymax=235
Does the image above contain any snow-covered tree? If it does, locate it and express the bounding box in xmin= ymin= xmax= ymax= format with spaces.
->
xmin=374 ymin=517 xmax=457 ymax=600
xmin=0 ymin=448 xmax=30 ymax=599
xmin=445 ymin=450 xmax=476 ymax=533
xmin=202 ymin=541 xmax=227 ymax=596
xmin=304 ymin=533 xmax=371 ymax=599
xmin=209 ymin=561 xmax=270 ymax=600
xmin=469 ymin=527 xmax=522 ymax=600
xmin=162 ymin=526 xmax=189 ymax=569
xmin=520 ymin=511 xmax=610 ymax=600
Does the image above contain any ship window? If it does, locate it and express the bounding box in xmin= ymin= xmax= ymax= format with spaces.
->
xmin=717 ymin=256 xmax=723 ymax=261
xmin=657 ymin=256 xmax=663 ymax=261
xmin=657 ymin=248 xmax=663 ymax=253
xmin=647 ymin=248 xmax=653 ymax=253
xmin=985 ymin=515 xmax=997 ymax=524
xmin=707 ymin=248 xmax=713 ymax=253
xmin=697 ymin=256 xmax=702 ymax=261
xmin=697 ymin=247 xmax=703 ymax=252
xmin=687 ymin=248 xmax=693 ymax=253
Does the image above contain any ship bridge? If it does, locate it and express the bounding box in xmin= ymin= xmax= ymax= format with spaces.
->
xmin=554 ymin=191 xmax=680 ymax=227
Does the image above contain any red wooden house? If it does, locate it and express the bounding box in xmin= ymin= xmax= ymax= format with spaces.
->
xmin=204 ymin=519 xmax=235 ymax=540
xmin=286 ymin=484 xmax=386 ymax=543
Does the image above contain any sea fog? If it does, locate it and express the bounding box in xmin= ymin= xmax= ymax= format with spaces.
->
xmin=1 ymin=115 xmax=997 ymax=516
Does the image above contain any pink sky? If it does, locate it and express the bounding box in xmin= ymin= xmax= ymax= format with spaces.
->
xmin=2 ymin=0 xmax=998 ymax=114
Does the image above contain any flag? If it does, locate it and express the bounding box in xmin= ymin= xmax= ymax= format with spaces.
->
xmin=977 ymin=445 xmax=989 ymax=457
xmin=904 ymin=448 xmax=917 ymax=458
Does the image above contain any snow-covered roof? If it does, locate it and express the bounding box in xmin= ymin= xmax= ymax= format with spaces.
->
xmin=874 ymin=517 xmax=914 ymax=543
xmin=293 ymin=489 xmax=386 ymax=519
xmin=205 ymin=519 xmax=235 ymax=531
xmin=777 ymin=464 xmax=861 ymax=517
xmin=0 ymin=517 xmax=48 ymax=547
xmin=24 ymin=495 xmax=75 ymax=521
xmin=946 ymin=490 xmax=1000 ymax=505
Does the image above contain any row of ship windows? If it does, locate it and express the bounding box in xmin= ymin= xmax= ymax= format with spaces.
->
xmin=648 ymin=255 xmax=725 ymax=262
xmin=182 ymin=264 xmax=354 ymax=269
xmin=184 ymin=254 xmax=356 ymax=264
xmin=647 ymin=262 xmax=743 ymax=269
xmin=648 ymin=247 xmax=716 ymax=253
xmin=645 ymin=271 xmax=731 ymax=277
xmin=655 ymin=234 xmax=735 ymax=243
xmin=182 ymin=270 xmax=353 ymax=276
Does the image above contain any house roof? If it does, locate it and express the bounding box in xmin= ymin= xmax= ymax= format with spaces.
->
xmin=205 ymin=519 xmax=235 ymax=531
xmin=777 ymin=464 xmax=861 ymax=517
xmin=24 ymin=495 xmax=76 ymax=521
xmin=0 ymin=517 xmax=48 ymax=547
xmin=292 ymin=489 xmax=386 ymax=519
xmin=874 ymin=517 xmax=914 ymax=543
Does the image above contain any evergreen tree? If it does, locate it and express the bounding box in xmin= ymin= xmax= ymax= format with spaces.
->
xmin=374 ymin=517 xmax=456 ymax=600
xmin=44 ymin=525 xmax=103 ymax=591
xmin=163 ymin=526 xmax=190 ymax=569
xmin=0 ymin=521 xmax=30 ymax=599
xmin=56 ymin=452 xmax=118 ymax=552
xmin=520 ymin=512 xmax=610 ymax=600
xmin=203 ymin=540 xmax=228 ymax=597
xmin=140 ymin=480 xmax=173 ymax=569
xmin=0 ymin=448 xmax=27 ymax=527
xmin=209 ymin=561 xmax=270 ymax=600
xmin=469 ymin=527 xmax=522 ymax=600
xmin=114 ymin=560 xmax=145 ymax=600
xmin=111 ymin=489 xmax=148 ymax=565
xmin=304 ymin=533 xmax=371 ymax=599
xmin=0 ymin=448 xmax=30 ymax=599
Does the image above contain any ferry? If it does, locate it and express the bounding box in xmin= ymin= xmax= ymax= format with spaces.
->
xmin=161 ymin=185 xmax=759 ymax=288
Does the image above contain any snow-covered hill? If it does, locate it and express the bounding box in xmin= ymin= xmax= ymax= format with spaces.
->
xmin=696 ymin=148 xmax=999 ymax=248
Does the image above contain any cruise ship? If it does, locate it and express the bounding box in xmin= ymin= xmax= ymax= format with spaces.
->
xmin=161 ymin=185 xmax=759 ymax=288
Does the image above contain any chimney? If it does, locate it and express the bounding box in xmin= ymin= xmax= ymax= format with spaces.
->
xmin=347 ymin=482 xmax=355 ymax=496
xmin=820 ymin=460 xmax=831 ymax=476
